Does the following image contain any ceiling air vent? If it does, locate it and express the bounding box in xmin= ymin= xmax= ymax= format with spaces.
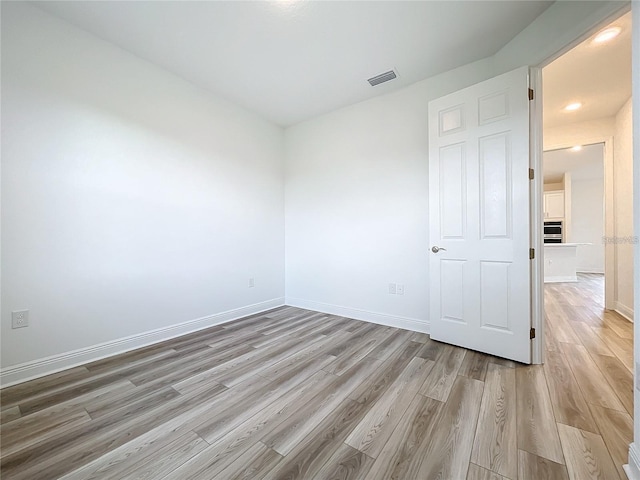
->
xmin=367 ymin=70 xmax=397 ymax=87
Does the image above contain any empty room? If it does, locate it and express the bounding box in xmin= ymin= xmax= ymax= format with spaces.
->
xmin=1 ymin=1 xmax=639 ymax=479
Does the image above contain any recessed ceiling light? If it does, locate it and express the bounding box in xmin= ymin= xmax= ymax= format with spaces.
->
xmin=570 ymin=145 xmax=583 ymax=152
xmin=564 ymin=102 xmax=582 ymax=112
xmin=593 ymin=27 xmax=622 ymax=44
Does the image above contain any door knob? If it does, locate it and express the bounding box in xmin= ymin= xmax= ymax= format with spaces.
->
xmin=431 ymin=246 xmax=447 ymax=253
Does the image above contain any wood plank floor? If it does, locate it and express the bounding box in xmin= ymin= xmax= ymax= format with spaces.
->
xmin=0 ymin=273 xmax=632 ymax=479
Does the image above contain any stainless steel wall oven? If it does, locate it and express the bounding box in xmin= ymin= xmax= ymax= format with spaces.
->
xmin=543 ymin=221 xmax=563 ymax=243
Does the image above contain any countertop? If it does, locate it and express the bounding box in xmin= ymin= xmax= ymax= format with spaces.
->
xmin=543 ymin=243 xmax=591 ymax=247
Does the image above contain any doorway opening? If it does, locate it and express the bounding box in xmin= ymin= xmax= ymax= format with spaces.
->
xmin=542 ymin=143 xmax=605 ymax=283
xmin=538 ymin=9 xmax=633 ymax=476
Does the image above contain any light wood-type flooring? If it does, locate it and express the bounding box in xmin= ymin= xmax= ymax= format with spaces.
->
xmin=0 ymin=273 xmax=633 ymax=479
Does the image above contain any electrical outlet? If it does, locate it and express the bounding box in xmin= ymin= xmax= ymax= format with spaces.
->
xmin=396 ymin=284 xmax=405 ymax=295
xmin=248 ymin=277 xmax=255 ymax=288
xmin=12 ymin=310 xmax=29 ymax=329
xmin=388 ymin=283 xmax=397 ymax=295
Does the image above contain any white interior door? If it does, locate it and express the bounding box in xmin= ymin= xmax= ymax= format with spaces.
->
xmin=428 ymin=66 xmax=531 ymax=364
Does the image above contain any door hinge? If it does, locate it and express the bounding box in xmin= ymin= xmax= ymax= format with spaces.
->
xmin=529 ymin=168 xmax=534 ymax=180
xmin=529 ymin=248 xmax=535 ymax=259
xmin=528 ymin=88 xmax=534 ymax=100
xmin=530 ymin=327 xmax=536 ymax=339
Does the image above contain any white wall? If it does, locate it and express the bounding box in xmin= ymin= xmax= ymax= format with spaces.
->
xmin=564 ymin=173 xmax=573 ymax=245
xmin=544 ymin=182 xmax=564 ymax=192
xmin=614 ymin=97 xmax=634 ymax=319
xmin=284 ymin=1 xmax=627 ymax=328
xmin=572 ymin=177 xmax=605 ymax=273
xmin=1 ymin=3 xmax=285 ymax=375
xmin=284 ymin=58 xmax=493 ymax=329
xmin=632 ymin=2 xmax=640 ymax=476
xmin=543 ymin=117 xmax=615 ymax=150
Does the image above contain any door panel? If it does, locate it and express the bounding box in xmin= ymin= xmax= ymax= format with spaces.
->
xmin=440 ymin=143 xmax=466 ymax=238
xmin=428 ymin=66 xmax=531 ymax=364
xmin=440 ymin=259 xmax=465 ymax=323
xmin=480 ymin=133 xmax=511 ymax=238
xmin=480 ymin=261 xmax=511 ymax=330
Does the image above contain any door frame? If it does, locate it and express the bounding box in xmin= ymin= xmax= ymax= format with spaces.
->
xmin=529 ymin=4 xmax=631 ymax=364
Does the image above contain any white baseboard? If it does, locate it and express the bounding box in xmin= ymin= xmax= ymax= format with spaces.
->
xmin=544 ymin=275 xmax=578 ymax=283
xmin=576 ymin=270 xmax=605 ymax=274
xmin=625 ymin=443 xmax=640 ymax=480
xmin=615 ymin=302 xmax=635 ymax=322
xmin=0 ymin=297 xmax=285 ymax=388
xmin=285 ymin=297 xmax=430 ymax=334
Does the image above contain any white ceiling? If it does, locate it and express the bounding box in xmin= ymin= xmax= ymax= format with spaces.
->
xmin=543 ymin=143 xmax=604 ymax=184
xmin=542 ymin=11 xmax=632 ymax=129
xmin=33 ymin=1 xmax=552 ymax=126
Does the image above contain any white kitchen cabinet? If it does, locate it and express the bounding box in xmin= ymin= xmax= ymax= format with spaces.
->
xmin=543 ymin=191 xmax=564 ymax=219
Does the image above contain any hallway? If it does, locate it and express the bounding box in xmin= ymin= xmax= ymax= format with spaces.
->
xmin=543 ymin=273 xmax=633 ymax=479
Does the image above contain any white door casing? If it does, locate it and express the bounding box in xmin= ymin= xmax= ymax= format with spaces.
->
xmin=428 ymin=66 xmax=532 ymax=364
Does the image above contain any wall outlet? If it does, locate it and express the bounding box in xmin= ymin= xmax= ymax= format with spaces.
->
xmin=396 ymin=284 xmax=405 ymax=295
xmin=388 ymin=283 xmax=397 ymax=295
xmin=248 ymin=277 xmax=255 ymax=288
xmin=12 ymin=310 xmax=29 ymax=329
